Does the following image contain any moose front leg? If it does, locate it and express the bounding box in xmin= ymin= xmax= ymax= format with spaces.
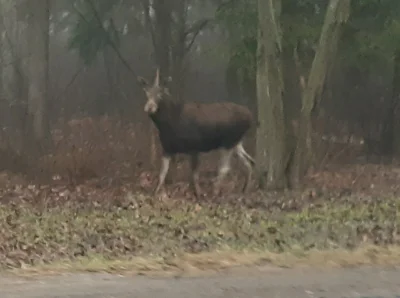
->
xmin=154 ymin=155 xmax=171 ymax=195
xmin=164 ymin=155 xmax=176 ymax=185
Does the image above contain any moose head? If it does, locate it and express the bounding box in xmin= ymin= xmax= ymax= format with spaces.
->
xmin=137 ymin=69 xmax=171 ymax=115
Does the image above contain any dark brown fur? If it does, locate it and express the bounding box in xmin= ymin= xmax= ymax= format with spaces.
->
xmin=150 ymin=99 xmax=253 ymax=155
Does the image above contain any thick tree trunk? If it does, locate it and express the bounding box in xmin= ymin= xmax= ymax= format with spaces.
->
xmin=153 ymin=0 xmax=172 ymax=78
xmin=381 ymin=49 xmax=400 ymax=157
xmin=0 ymin=0 xmax=29 ymax=152
xmin=25 ymin=0 xmax=51 ymax=150
xmin=256 ymin=0 xmax=288 ymax=190
xmin=289 ymin=0 xmax=350 ymax=188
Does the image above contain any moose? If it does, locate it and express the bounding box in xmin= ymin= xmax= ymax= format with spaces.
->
xmin=137 ymin=69 xmax=255 ymax=197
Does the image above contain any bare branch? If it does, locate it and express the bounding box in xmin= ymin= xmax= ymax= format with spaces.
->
xmin=184 ymin=19 xmax=210 ymax=37
xmin=184 ymin=19 xmax=210 ymax=52
xmin=72 ymin=0 xmax=138 ymax=78
xmin=54 ymin=67 xmax=85 ymax=102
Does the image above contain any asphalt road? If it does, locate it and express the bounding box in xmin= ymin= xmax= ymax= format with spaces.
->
xmin=1 ymin=266 xmax=400 ymax=298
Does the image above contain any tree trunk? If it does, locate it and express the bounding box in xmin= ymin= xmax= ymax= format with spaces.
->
xmin=256 ymin=0 xmax=288 ymax=190
xmin=170 ymin=0 xmax=187 ymax=102
xmin=381 ymin=49 xmax=400 ymax=157
xmin=289 ymin=0 xmax=350 ymax=188
xmin=102 ymin=47 xmax=120 ymax=115
xmin=153 ymin=0 xmax=172 ymax=78
xmin=0 ymin=0 xmax=29 ymax=152
xmin=25 ymin=0 xmax=51 ymax=151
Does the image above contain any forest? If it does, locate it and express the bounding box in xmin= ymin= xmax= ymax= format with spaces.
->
xmin=0 ymin=0 xmax=400 ymax=273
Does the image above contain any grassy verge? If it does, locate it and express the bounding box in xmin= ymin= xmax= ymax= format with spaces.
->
xmin=1 ymin=192 xmax=400 ymax=275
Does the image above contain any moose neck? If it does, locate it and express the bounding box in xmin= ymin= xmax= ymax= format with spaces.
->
xmin=149 ymin=96 xmax=183 ymax=129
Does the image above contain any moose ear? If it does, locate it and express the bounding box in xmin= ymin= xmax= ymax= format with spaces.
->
xmin=137 ymin=76 xmax=148 ymax=88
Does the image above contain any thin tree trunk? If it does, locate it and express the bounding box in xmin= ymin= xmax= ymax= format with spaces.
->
xmin=289 ymin=0 xmax=350 ymax=187
xmin=102 ymin=47 xmax=119 ymax=115
xmin=170 ymin=0 xmax=187 ymax=102
xmin=256 ymin=0 xmax=288 ymax=190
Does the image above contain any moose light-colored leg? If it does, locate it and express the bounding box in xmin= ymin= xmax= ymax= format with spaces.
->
xmin=165 ymin=155 xmax=176 ymax=185
xmin=190 ymin=153 xmax=201 ymax=198
xmin=213 ymin=148 xmax=234 ymax=196
xmin=237 ymin=142 xmax=255 ymax=165
xmin=154 ymin=155 xmax=171 ymax=195
xmin=235 ymin=142 xmax=255 ymax=192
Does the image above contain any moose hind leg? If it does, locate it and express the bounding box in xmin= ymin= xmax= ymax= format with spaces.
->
xmin=214 ymin=148 xmax=234 ymax=196
xmin=190 ymin=153 xmax=201 ymax=198
xmin=154 ymin=155 xmax=171 ymax=195
xmin=235 ymin=142 xmax=254 ymax=193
